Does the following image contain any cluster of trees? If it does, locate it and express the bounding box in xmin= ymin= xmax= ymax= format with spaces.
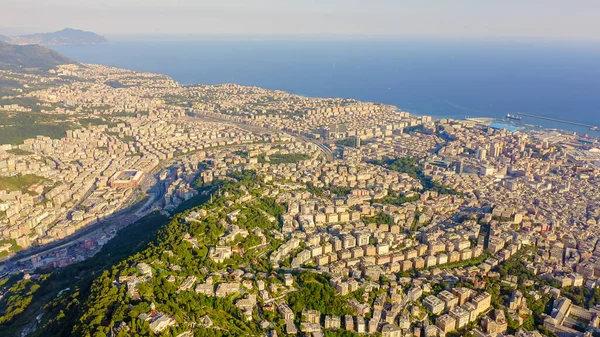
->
xmin=329 ymin=186 xmax=353 ymax=197
xmin=304 ymin=181 xmax=363 ymax=200
xmin=374 ymin=189 xmax=420 ymax=206
xmin=433 ymin=250 xmax=492 ymax=271
xmin=369 ymin=157 xmax=462 ymax=196
xmin=488 ymin=249 xmax=563 ymax=335
xmin=228 ymin=170 xmax=260 ymax=187
xmin=0 ymin=110 xmax=74 ymax=144
xmin=362 ymin=211 xmax=394 ymax=226
xmin=73 ymin=270 xmax=127 ymax=337
xmin=0 ymin=238 xmax=21 ymax=258
xmin=374 ymin=157 xmax=421 ymax=178
xmin=305 ymin=183 xmax=326 ymax=197
xmin=0 ymin=212 xmax=170 ymax=337
xmin=257 ymin=153 xmax=310 ymax=164
xmin=323 ymin=330 xmax=364 ymax=337
xmin=0 ymin=277 xmax=41 ymax=324
xmin=0 ymin=97 xmax=45 ymax=112
xmin=190 ymin=327 xmax=257 ymax=337
xmin=496 ymin=250 xmax=540 ymax=284
xmin=334 ymin=137 xmax=374 ymax=148
xmin=0 ymin=173 xmax=47 ymax=195
xmin=560 ymin=286 xmax=600 ymax=308
xmin=286 ymin=272 xmax=352 ymax=318
xmin=451 ymin=248 xmax=562 ymax=336
xmin=256 ymin=196 xmax=285 ymax=216
xmin=304 ymin=181 xmax=354 ymax=199
xmin=0 ymin=77 xmax=21 ymax=96
xmin=37 ymin=289 xmax=81 ymax=337
xmin=6 ymin=148 xmax=33 ymax=156
xmin=334 ymin=138 xmax=356 ymax=148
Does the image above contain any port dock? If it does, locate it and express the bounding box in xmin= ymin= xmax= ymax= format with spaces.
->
xmin=516 ymin=112 xmax=599 ymax=131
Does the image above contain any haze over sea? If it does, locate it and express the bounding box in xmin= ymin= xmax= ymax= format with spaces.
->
xmin=52 ymin=37 xmax=600 ymax=135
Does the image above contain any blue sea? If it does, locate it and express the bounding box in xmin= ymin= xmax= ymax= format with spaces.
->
xmin=52 ymin=37 xmax=600 ymax=135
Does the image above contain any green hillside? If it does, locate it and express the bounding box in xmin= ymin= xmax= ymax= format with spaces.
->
xmin=0 ymin=41 xmax=74 ymax=71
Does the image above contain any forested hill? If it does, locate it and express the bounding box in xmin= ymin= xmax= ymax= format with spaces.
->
xmin=10 ymin=28 xmax=108 ymax=46
xmin=0 ymin=41 xmax=74 ymax=71
xmin=0 ymin=171 xmax=281 ymax=337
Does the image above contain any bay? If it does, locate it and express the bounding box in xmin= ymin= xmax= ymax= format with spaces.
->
xmin=52 ymin=37 xmax=600 ymax=135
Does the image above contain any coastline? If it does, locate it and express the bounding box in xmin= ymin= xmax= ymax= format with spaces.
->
xmin=49 ymin=38 xmax=600 ymax=136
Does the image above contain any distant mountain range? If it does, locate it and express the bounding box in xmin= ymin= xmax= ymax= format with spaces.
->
xmin=4 ymin=28 xmax=108 ymax=46
xmin=0 ymin=40 xmax=75 ymax=71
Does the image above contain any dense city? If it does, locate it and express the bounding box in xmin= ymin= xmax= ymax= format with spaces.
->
xmin=0 ymin=62 xmax=600 ymax=337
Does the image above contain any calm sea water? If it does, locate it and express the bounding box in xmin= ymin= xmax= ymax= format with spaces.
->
xmin=52 ymin=37 xmax=600 ymax=135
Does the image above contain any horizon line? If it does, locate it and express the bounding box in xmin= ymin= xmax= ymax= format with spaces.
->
xmin=97 ymin=33 xmax=600 ymax=43
xmin=3 ymin=27 xmax=600 ymax=43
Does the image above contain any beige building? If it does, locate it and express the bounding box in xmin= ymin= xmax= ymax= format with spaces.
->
xmin=436 ymin=314 xmax=456 ymax=333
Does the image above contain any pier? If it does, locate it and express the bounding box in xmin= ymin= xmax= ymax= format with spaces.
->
xmin=516 ymin=112 xmax=599 ymax=130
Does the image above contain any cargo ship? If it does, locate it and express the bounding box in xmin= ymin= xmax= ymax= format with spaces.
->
xmin=506 ymin=114 xmax=522 ymax=121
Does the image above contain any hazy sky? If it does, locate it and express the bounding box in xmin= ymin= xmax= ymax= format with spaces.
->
xmin=2 ymin=0 xmax=600 ymax=39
